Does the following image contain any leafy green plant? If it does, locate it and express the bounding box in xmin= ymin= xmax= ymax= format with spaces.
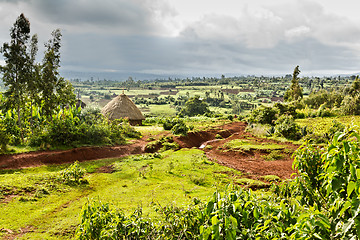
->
xmin=248 ymin=106 xmax=277 ymax=125
xmin=171 ymin=121 xmax=189 ymax=136
xmin=60 ymin=161 xmax=87 ymax=185
xmin=0 ymin=119 xmax=10 ymax=151
xmin=275 ymin=115 xmax=301 ymax=140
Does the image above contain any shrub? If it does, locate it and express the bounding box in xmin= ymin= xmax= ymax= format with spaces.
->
xmin=340 ymin=94 xmax=360 ymax=115
xmin=162 ymin=118 xmax=184 ymax=131
xmin=179 ymin=96 xmax=210 ymax=117
xmin=248 ymin=106 xmax=277 ymax=125
xmin=161 ymin=142 xmax=180 ymax=151
xmin=264 ymin=150 xmax=284 ymax=161
xmin=60 ymin=161 xmax=86 ymax=185
xmin=304 ymin=89 xmax=343 ymax=109
xmin=28 ymin=108 xmax=140 ymax=147
xmin=171 ymin=122 xmax=189 ymax=136
xmin=316 ymin=103 xmax=333 ymax=117
xmin=274 ymin=115 xmax=301 ymax=140
xmin=273 ymin=102 xmax=296 ymax=117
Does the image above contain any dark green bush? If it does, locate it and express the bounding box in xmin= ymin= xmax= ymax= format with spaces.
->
xmin=304 ymin=89 xmax=343 ymax=109
xmin=162 ymin=118 xmax=175 ymax=130
xmin=171 ymin=122 xmax=189 ymax=136
xmin=273 ymin=102 xmax=296 ymax=117
xmin=248 ymin=106 xmax=277 ymax=125
xmin=60 ymin=161 xmax=86 ymax=185
xmin=274 ymin=115 xmax=301 ymax=140
xmin=28 ymin=108 xmax=139 ymax=147
xmin=340 ymin=94 xmax=360 ymax=115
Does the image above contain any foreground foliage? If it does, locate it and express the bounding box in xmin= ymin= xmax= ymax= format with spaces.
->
xmin=76 ymin=128 xmax=360 ymax=239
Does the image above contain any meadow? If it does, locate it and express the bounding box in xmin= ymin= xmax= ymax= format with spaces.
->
xmin=0 ymin=148 xmax=259 ymax=239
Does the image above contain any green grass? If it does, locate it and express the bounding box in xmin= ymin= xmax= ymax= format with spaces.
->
xmin=0 ymin=149 xmax=261 ymax=239
xmin=134 ymin=125 xmax=165 ymax=136
xmin=223 ymin=139 xmax=285 ymax=151
xmin=148 ymin=104 xmax=176 ymax=116
xmin=296 ymin=115 xmax=360 ymax=134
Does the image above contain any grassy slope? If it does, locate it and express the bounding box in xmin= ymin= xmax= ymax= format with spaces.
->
xmin=0 ymin=149 xmax=252 ymax=239
xmin=296 ymin=115 xmax=360 ymax=134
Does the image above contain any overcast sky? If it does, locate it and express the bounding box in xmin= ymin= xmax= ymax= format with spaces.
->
xmin=1 ymin=0 xmax=360 ymax=79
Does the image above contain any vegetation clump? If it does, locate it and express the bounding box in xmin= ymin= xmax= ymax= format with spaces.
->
xmin=60 ymin=161 xmax=87 ymax=185
xmin=274 ymin=115 xmax=301 ymax=140
xmin=179 ymin=96 xmax=210 ymax=117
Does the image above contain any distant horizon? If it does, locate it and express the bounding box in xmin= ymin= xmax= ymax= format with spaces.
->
xmin=60 ymin=70 xmax=360 ymax=81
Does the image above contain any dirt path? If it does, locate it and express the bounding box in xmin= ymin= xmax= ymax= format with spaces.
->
xmin=0 ymin=139 xmax=146 ymax=170
xmin=0 ymin=121 xmax=299 ymax=179
xmin=173 ymin=121 xmax=298 ymax=179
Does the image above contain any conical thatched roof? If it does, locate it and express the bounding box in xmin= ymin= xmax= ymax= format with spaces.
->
xmin=101 ymin=94 xmax=145 ymax=121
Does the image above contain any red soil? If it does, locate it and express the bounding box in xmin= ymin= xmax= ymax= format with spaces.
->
xmin=0 ymin=121 xmax=298 ymax=179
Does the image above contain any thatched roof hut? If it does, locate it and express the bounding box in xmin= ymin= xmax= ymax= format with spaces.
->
xmin=101 ymin=93 xmax=145 ymax=125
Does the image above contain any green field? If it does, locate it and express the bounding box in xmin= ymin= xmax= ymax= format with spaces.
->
xmin=296 ymin=115 xmax=360 ymax=134
xmin=0 ymin=149 xmax=259 ymax=239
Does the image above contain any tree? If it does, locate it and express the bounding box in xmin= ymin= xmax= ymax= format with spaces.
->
xmin=349 ymin=75 xmax=360 ymax=97
xmin=179 ymin=96 xmax=210 ymax=116
xmin=40 ymin=29 xmax=75 ymax=119
xmin=284 ymin=65 xmax=303 ymax=102
xmin=1 ymin=13 xmax=31 ymax=139
xmin=27 ymin=34 xmax=41 ymax=131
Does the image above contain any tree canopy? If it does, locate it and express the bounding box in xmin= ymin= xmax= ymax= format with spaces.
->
xmin=179 ymin=96 xmax=210 ymax=116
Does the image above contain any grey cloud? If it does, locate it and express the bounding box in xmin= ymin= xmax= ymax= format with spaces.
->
xmin=34 ymin=1 xmax=149 ymax=26
xmin=1 ymin=0 xmax=360 ymax=78
xmin=9 ymin=0 xmax=175 ymax=35
xmin=180 ymin=0 xmax=360 ymax=50
xmin=60 ymin=30 xmax=360 ymax=77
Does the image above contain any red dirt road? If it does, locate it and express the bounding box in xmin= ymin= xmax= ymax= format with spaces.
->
xmin=0 ymin=121 xmax=298 ymax=179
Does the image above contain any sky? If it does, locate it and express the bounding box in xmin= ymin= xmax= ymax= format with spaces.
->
xmin=1 ymin=0 xmax=360 ymax=79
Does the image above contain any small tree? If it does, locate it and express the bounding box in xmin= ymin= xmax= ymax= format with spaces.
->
xmin=1 ymin=13 xmax=31 ymax=139
xmin=349 ymin=75 xmax=360 ymax=97
xmin=179 ymin=96 xmax=210 ymax=117
xmin=284 ymin=65 xmax=303 ymax=102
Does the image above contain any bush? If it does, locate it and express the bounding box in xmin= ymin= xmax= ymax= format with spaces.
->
xmin=162 ymin=118 xmax=184 ymax=131
xmin=340 ymin=94 xmax=360 ymax=115
xmin=60 ymin=161 xmax=86 ymax=185
xmin=171 ymin=122 xmax=189 ymax=136
xmin=179 ymin=96 xmax=210 ymax=117
xmin=273 ymin=102 xmax=296 ymax=117
xmin=248 ymin=106 xmax=277 ymax=125
xmin=316 ymin=103 xmax=333 ymax=117
xmin=274 ymin=115 xmax=301 ymax=140
xmin=304 ymin=89 xmax=343 ymax=109
xmin=28 ymin=108 xmax=140 ymax=147
xmin=326 ymin=120 xmax=345 ymax=140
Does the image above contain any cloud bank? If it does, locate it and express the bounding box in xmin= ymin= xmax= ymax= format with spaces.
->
xmin=0 ymin=0 xmax=360 ymax=78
